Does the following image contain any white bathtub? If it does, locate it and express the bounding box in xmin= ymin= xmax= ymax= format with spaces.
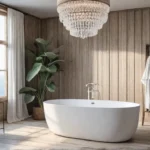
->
xmin=43 ymin=99 xmax=140 ymax=142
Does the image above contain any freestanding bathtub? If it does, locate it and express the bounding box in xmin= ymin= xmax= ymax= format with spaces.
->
xmin=43 ymin=99 xmax=140 ymax=143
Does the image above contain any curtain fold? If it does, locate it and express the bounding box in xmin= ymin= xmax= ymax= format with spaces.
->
xmin=7 ymin=8 xmax=29 ymax=123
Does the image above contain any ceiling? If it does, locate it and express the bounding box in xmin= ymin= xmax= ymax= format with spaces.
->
xmin=0 ymin=0 xmax=150 ymax=18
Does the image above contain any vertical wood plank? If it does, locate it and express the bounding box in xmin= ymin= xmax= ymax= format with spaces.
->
xmin=41 ymin=19 xmax=47 ymax=39
xmin=89 ymin=35 xmax=99 ymax=99
xmin=66 ymin=33 xmax=78 ymax=98
xmin=80 ymin=38 xmax=89 ymax=99
xmin=119 ymin=11 xmax=127 ymax=102
xmin=97 ymin=30 xmax=103 ymax=100
xmin=127 ymin=10 xmax=135 ymax=103
xmin=66 ymin=33 xmax=72 ymax=98
xmin=72 ymin=36 xmax=76 ymax=98
xmin=135 ymin=9 xmax=143 ymax=118
xmin=75 ymin=38 xmax=80 ymax=99
xmin=24 ymin=15 xmax=41 ymax=113
xmin=101 ymin=20 xmax=110 ymax=100
xmin=57 ymin=20 xmax=64 ymax=98
xmin=69 ymin=36 xmax=77 ymax=98
xmin=141 ymin=8 xmax=150 ymax=121
xmin=62 ymin=26 xmax=69 ymax=98
xmin=53 ymin=18 xmax=59 ymax=100
xmin=109 ymin=12 xmax=119 ymax=101
xmin=24 ymin=15 xmax=41 ymax=89
xmin=93 ymin=35 xmax=98 ymax=87
xmin=46 ymin=18 xmax=59 ymax=100
xmin=45 ymin=19 xmax=53 ymax=100
xmin=142 ymin=8 xmax=150 ymax=84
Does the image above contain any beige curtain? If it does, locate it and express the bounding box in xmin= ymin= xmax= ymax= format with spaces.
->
xmin=7 ymin=8 xmax=29 ymax=123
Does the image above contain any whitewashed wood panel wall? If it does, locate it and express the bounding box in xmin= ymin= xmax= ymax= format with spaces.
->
xmin=41 ymin=8 xmax=150 ymax=120
xmin=25 ymin=15 xmax=41 ymax=114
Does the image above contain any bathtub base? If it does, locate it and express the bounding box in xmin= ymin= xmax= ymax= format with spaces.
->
xmin=52 ymin=132 xmax=133 ymax=143
xmin=44 ymin=99 xmax=140 ymax=143
xmin=46 ymin=122 xmax=135 ymax=143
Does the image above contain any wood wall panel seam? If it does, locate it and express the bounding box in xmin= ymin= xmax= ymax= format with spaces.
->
xmin=126 ymin=10 xmax=128 ymax=102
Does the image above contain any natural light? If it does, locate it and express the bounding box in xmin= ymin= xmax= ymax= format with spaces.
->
xmin=0 ymin=15 xmax=6 ymax=41
xmin=0 ymin=15 xmax=7 ymax=97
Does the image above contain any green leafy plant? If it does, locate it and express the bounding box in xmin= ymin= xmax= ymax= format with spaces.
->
xmin=19 ymin=38 xmax=63 ymax=107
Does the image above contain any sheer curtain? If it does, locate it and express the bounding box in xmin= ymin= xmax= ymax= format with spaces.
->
xmin=7 ymin=8 xmax=29 ymax=123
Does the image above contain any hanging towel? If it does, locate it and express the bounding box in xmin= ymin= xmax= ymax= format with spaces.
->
xmin=141 ymin=56 xmax=150 ymax=111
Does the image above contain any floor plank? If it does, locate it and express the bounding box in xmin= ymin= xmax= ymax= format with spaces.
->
xmin=0 ymin=119 xmax=150 ymax=150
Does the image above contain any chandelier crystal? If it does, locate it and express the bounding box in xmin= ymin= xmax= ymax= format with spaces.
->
xmin=57 ymin=0 xmax=110 ymax=39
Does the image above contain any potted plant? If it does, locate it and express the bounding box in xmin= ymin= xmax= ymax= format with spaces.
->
xmin=19 ymin=38 xmax=63 ymax=120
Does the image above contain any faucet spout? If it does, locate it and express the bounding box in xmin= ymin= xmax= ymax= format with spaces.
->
xmin=86 ymin=83 xmax=99 ymax=100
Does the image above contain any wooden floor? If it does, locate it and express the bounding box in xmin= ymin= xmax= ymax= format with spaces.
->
xmin=0 ymin=119 xmax=150 ymax=150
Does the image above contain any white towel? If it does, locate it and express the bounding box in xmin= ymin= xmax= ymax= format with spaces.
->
xmin=141 ymin=56 xmax=150 ymax=110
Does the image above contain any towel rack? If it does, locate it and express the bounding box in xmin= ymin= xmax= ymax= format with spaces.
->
xmin=142 ymin=44 xmax=150 ymax=126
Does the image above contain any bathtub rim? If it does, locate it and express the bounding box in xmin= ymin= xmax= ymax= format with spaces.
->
xmin=43 ymin=99 xmax=140 ymax=109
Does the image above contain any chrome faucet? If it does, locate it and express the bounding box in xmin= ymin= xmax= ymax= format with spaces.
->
xmin=86 ymin=83 xmax=99 ymax=100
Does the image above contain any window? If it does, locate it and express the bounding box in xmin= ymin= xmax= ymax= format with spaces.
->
xmin=0 ymin=6 xmax=7 ymax=100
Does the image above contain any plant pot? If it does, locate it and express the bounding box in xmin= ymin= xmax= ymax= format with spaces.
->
xmin=32 ymin=107 xmax=45 ymax=120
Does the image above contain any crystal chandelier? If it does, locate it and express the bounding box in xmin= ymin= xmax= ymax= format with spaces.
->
xmin=57 ymin=0 xmax=110 ymax=39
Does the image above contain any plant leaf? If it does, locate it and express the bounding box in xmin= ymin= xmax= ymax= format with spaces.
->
xmin=36 ymin=38 xmax=49 ymax=46
xmin=48 ymin=65 xmax=57 ymax=73
xmin=19 ymin=87 xmax=37 ymax=94
xmin=35 ymin=38 xmax=49 ymax=52
xmin=48 ymin=60 xmax=64 ymax=67
xmin=35 ymin=38 xmax=48 ymax=54
xmin=24 ymin=94 xmax=35 ymax=104
xmin=44 ymin=52 xmax=58 ymax=60
xmin=38 ymin=72 xmax=49 ymax=102
xmin=46 ymin=82 xmax=56 ymax=92
xmin=40 ymin=65 xmax=57 ymax=73
xmin=52 ymin=45 xmax=64 ymax=54
xmin=47 ymin=73 xmax=53 ymax=80
xmin=36 ymin=57 xmax=43 ymax=62
xmin=40 ymin=65 xmax=47 ymax=72
xmin=26 ymin=49 xmax=36 ymax=57
xmin=26 ymin=63 xmax=42 ymax=82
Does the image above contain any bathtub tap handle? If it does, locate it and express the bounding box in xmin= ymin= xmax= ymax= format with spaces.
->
xmin=86 ymin=83 xmax=99 ymax=100
xmin=86 ymin=83 xmax=98 ymax=88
